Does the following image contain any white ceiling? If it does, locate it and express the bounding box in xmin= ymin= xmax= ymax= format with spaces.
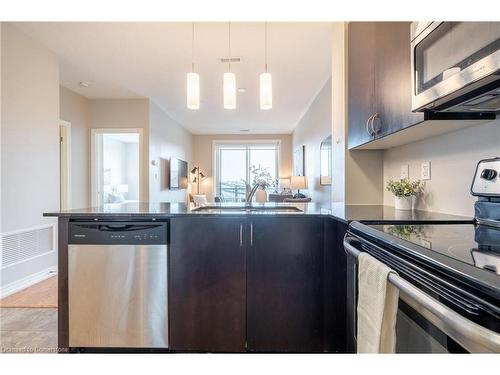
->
xmin=14 ymin=22 xmax=332 ymax=134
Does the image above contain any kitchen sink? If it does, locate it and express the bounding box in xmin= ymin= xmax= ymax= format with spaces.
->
xmin=191 ymin=205 xmax=303 ymax=213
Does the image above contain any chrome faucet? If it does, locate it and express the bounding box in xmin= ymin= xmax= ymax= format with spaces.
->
xmin=241 ymin=179 xmax=267 ymax=204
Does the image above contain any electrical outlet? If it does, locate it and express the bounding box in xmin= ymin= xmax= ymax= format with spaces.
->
xmin=401 ymin=164 xmax=409 ymax=179
xmin=421 ymin=161 xmax=431 ymax=180
xmin=420 ymin=239 xmax=432 ymax=249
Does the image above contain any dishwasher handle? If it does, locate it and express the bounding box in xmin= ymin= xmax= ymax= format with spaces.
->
xmin=97 ymin=224 xmax=160 ymax=232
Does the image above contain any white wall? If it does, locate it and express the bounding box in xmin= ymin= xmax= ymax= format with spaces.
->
xmin=59 ymin=86 xmax=90 ymax=209
xmin=383 ymin=119 xmax=500 ymax=217
xmin=1 ymin=24 xmax=60 ymax=231
xmin=292 ymin=78 xmax=332 ymax=203
xmin=1 ymin=22 xmax=2 ymax=236
xmin=62 ymin=94 xmax=194 ymax=205
xmin=1 ymin=23 xmax=59 ymax=288
xmin=149 ymin=102 xmax=193 ymax=203
xmin=88 ymin=98 xmax=150 ymax=202
xmin=192 ymin=134 xmax=292 ymax=201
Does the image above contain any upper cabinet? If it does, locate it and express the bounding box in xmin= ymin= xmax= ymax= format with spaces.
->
xmin=347 ymin=22 xmax=377 ymax=148
xmin=374 ymin=23 xmax=425 ymax=138
xmin=348 ymin=22 xmax=424 ymax=149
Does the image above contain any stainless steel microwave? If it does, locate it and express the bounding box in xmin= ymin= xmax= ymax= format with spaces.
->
xmin=411 ymin=22 xmax=500 ymax=113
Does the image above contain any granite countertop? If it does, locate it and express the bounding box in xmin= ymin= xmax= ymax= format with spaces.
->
xmin=43 ymin=202 xmax=473 ymax=224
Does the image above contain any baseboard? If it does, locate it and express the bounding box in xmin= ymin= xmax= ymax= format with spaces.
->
xmin=0 ymin=266 xmax=57 ymax=299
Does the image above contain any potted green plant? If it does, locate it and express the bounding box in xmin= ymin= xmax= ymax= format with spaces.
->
xmin=386 ymin=178 xmax=422 ymax=210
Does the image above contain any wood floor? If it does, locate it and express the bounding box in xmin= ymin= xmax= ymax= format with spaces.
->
xmin=0 ymin=276 xmax=57 ymax=308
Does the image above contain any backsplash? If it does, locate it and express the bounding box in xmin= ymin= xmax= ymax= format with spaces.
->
xmin=383 ymin=118 xmax=500 ymax=217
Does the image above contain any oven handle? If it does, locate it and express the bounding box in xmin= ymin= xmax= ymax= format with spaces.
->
xmin=344 ymin=234 xmax=500 ymax=353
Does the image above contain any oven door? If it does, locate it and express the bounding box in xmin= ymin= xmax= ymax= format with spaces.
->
xmin=411 ymin=21 xmax=500 ymax=112
xmin=344 ymin=234 xmax=500 ymax=353
xmin=396 ymin=300 xmax=466 ymax=353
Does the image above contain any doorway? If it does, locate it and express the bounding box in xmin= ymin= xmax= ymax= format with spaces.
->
xmin=60 ymin=120 xmax=71 ymax=211
xmin=91 ymin=128 xmax=143 ymax=206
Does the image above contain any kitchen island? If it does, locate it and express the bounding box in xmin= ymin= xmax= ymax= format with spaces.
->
xmin=44 ymin=202 xmax=472 ymax=353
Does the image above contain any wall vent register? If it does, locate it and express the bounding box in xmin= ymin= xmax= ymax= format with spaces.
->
xmin=1 ymin=225 xmax=54 ymax=268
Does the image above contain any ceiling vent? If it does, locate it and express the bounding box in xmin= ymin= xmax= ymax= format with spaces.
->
xmin=220 ymin=57 xmax=241 ymax=63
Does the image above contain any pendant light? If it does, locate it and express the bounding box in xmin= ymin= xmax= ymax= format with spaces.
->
xmin=224 ymin=22 xmax=236 ymax=110
xmin=187 ymin=22 xmax=200 ymax=110
xmin=260 ymin=22 xmax=272 ymax=110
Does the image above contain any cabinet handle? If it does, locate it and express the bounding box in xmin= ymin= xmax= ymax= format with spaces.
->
xmin=371 ymin=113 xmax=382 ymax=135
xmin=250 ymin=223 xmax=253 ymax=247
xmin=366 ymin=114 xmax=375 ymax=136
xmin=239 ymin=223 xmax=243 ymax=247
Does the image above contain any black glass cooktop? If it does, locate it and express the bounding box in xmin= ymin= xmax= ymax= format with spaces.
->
xmin=368 ymin=223 xmax=500 ymax=276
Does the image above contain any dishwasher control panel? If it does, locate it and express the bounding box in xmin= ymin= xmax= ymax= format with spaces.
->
xmin=68 ymin=222 xmax=168 ymax=245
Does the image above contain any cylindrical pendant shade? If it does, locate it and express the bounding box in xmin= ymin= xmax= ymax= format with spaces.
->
xmin=186 ymin=72 xmax=200 ymax=110
xmin=260 ymin=72 xmax=272 ymax=110
xmin=223 ymin=72 xmax=236 ymax=109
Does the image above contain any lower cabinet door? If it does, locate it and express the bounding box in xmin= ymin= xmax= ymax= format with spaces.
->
xmin=246 ymin=218 xmax=324 ymax=352
xmin=169 ymin=217 xmax=246 ymax=352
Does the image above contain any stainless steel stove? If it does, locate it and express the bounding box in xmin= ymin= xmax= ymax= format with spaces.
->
xmin=344 ymin=157 xmax=500 ymax=353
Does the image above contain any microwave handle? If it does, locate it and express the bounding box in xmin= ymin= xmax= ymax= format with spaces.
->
xmin=344 ymin=234 xmax=500 ymax=353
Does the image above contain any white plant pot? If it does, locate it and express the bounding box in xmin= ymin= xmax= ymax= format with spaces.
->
xmin=255 ymin=188 xmax=268 ymax=203
xmin=395 ymin=196 xmax=413 ymax=210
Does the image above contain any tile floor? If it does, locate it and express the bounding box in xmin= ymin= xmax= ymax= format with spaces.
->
xmin=0 ymin=308 xmax=58 ymax=353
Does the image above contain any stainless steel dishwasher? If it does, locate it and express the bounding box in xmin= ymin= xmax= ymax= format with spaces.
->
xmin=68 ymin=221 xmax=168 ymax=349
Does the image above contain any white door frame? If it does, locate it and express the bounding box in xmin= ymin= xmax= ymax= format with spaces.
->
xmin=90 ymin=128 xmax=144 ymax=206
xmin=60 ymin=120 xmax=72 ymax=210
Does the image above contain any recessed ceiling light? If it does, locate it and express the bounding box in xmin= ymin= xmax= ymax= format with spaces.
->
xmin=238 ymin=88 xmax=246 ymax=93
xmin=78 ymin=81 xmax=90 ymax=88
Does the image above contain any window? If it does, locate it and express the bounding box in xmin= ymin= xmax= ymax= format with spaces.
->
xmin=214 ymin=141 xmax=280 ymax=202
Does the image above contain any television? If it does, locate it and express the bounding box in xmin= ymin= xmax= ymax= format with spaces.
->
xmin=169 ymin=157 xmax=188 ymax=190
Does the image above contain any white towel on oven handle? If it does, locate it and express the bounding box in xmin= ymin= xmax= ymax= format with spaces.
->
xmin=357 ymin=252 xmax=400 ymax=353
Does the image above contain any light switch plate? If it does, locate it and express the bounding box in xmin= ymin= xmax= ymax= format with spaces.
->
xmin=421 ymin=161 xmax=431 ymax=180
xmin=401 ymin=164 xmax=409 ymax=179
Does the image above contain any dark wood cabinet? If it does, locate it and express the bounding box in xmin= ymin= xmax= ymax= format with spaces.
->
xmin=375 ymin=22 xmax=424 ymax=138
xmin=169 ymin=216 xmax=346 ymax=353
xmin=169 ymin=217 xmax=246 ymax=352
xmin=348 ymin=22 xmax=377 ymax=148
xmin=246 ymin=217 xmax=324 ymax=352
xmin=348 ymin=22 xmax=424 ymax=149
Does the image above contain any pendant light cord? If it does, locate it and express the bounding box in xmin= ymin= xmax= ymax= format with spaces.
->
xmin=265 ymin=21 xmax=268 ymax=73
xmin=191 ymin=22 xmax=195 ymax=72
xmin=228 ymin=21 xmax=231 ymax=72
